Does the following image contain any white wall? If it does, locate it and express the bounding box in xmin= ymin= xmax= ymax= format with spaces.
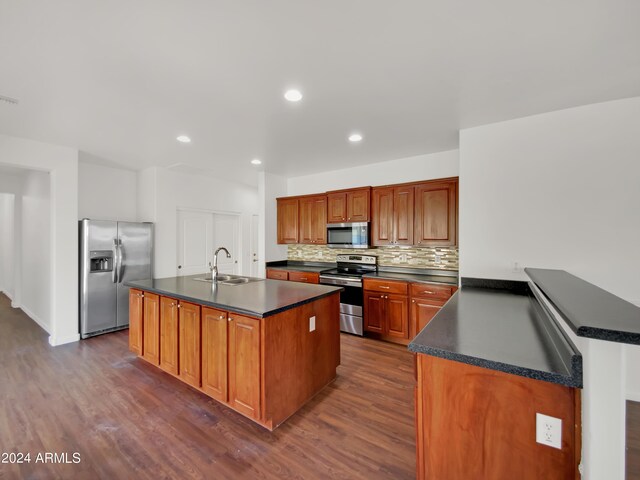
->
xmin=0 ymin=134 xmax=79 ymax=346
xmin=459 ymin=96 xmax=640 ymax=479
xmin=259 ymin=172 xmax=288 ymax=264
xmin=286 ymin=150 xmax=459 ymax=195
xmin=0 ymin=193 xmax=15 ymax=297
xmin=138 ymin=167 xmax=259 ymax=279
xmin=78 ymin=161 xmax=137 ymax=221
xmin=20 ymin=170 xmax=50 ymax=331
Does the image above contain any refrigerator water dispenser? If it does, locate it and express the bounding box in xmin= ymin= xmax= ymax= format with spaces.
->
xmin=89 ymin=250 xmax=113 ymax=272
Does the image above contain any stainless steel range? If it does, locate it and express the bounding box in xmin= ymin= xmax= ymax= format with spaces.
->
xmin=319 ymin=254 xmax=377 ymax=336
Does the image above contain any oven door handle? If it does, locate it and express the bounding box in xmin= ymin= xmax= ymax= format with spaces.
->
xmin=319 ymin=275 xmax=363 ymax=288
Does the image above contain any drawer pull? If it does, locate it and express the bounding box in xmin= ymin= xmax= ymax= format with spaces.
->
xmin=380 ymin=286 xmax=390 ymax=289
xmin=300 ymin=277 xmax=308 ymax=281
xmin=422 ymin=290 xmax=435 ymax=295
xmin=219 ymin=315 xmax=225 ymax=319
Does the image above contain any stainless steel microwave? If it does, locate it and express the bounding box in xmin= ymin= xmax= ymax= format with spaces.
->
xmin=326 ymin=222 xmax=369 ymax=249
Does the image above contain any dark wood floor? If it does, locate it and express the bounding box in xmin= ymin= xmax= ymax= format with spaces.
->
xmin=0 ymin=294 xmax=416 ymax=479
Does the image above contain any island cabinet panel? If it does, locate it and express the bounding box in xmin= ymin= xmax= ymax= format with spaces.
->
xmin=179 ymin=301 xmax=201 ymax=388
xmin=299 ymin=195 xmax=327 ymax=244
xmin=276 ymin=198 xmax=299 ymax=244
xmin=228 ymin=314 xmax=261 ymax=419
xmin=414 ymin=179 xmax=457 ymax=246
xmin=128 ymin=289 xmax=144 ymax=355
xmin=159 ymin=296 xmax=179 ymax=375
xmin=201 ymin=307 xmax=228 ymax=402
xmin=415 ymin=354 xmax=579 ymax=480
xmin=142 ymin=292 xmax=160 ymax=365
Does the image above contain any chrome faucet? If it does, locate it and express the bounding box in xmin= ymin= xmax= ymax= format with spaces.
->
xmin=212 ymin=247 xmax=231 ymax=282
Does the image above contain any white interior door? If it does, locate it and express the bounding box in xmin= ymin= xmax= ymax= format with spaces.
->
xmin=212 ymin=213 xmax=239 ymax=275
xmin=250 ymin=214 xmax=259 ymax=277
xmin=177 ymin=209 xmax=213 ymax=276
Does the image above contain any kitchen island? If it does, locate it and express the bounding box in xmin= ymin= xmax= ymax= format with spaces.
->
xmin=125 ymin=274 xmax=342 ymax=430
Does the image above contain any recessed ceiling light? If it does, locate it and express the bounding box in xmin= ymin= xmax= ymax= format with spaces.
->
xmin=284 ymin=89 xmax=303 ymax=102
xmin=251 ymin=159 xmax=262 ymax=165
xmin=176 ymin=135 xmax=191 ymax=143
xmin=348 ymin=133 xmax=363 ymax=143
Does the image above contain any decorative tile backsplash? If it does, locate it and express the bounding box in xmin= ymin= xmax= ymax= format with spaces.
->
xmin=288 ymin=244 xmax=459 ymax=270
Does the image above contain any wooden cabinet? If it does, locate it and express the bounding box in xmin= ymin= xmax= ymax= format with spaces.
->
xmin=159 ymin=296 xmax=179 ymax=375
xmin=228 ymin=313 xmax=261 ymax=419
xmin=202 ymin=307 xmax=228 ymax=402
xmin=299 ymin=195 xmax=327 ymax=244
xmin=410 ymin=282 xmax=457 ymax=338
xmin=414 ymin=179 xmax=457 ymax=246
xmin=326 ymin=187 xmax=370 ymax=223
xmin=363 ymin=279 xmax=410 ymax=342
xmin=266 ymin=269 xmax=288 ymax=280
xmin=371 ymin=186 xmax=414 ymax=246
xmin=142 ymin=292 xmax=160 ymax=365
xmin=288 ymin=271 xmax=320 ymax=284
xmin=179 ymin=301 xmax=201 ymax=388
xmin=128 ymin=289 xmax=144 ymax=355
xmin=277 ymin=197 xmax=299 ymax=244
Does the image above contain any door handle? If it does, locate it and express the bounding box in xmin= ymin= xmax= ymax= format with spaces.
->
xmin=117 ymin=240 xmax=125 ymax=283
xmin=112 ymin=239 xmax=119 ymax=283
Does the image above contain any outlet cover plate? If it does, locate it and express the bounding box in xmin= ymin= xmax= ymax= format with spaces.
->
xmin=309 ymin=316 xmax=316 ymax=332
xmin=536 ymin=413 xmax=562 ymax=449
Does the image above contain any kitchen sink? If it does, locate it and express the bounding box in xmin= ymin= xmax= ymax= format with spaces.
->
xmin=192 ymin=275 xmax=263 ymax=286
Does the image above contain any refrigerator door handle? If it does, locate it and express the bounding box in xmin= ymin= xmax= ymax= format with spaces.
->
xmin=118 ymin=240 xmax=125 ymax=283
xmin=112 ymin=239 xmax=119 ymax=283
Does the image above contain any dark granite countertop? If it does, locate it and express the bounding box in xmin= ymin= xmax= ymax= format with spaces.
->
xmin=408 ymin=278 xmax=582 ymax=388
xmin=265 ymin=261 xmax=335 ymax=273
xmin=364 ymin=268 xmax=458 ymax=286
xmin=125 ymin=275 xmax=342 ymax=318
xmin=526 ymin=268 xmax=640 ymax=345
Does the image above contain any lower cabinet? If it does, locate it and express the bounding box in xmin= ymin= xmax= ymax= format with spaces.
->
xmin=363 ymin=279 xmax=410 ymax=343
xmin=410 ymin=283 xmax=458 ymax=338
xmin=202 ymin=307 xmax=229 ymax=402
xmin=179 ymin=300 xmax=201 ymax=388
xmin=159 ymin=296 xmax=179 ymax=375
xmin=129 ymin=289 xmax=144 ymax=355
xmin=142 ymin=292 xmax=160 ymax=365
xmin=228 ymin=313 xmax=261 ymax=419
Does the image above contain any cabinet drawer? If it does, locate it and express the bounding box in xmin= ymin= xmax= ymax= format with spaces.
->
xmin=288 ymin=271 xmax=320 ymax=284
xmin=410 ymin=283 xmax=455 ymax=301
xmin=363 ymin=278 xmax=408 ymax=295
xmin=267 ymin=269 xmax=289 ymax=280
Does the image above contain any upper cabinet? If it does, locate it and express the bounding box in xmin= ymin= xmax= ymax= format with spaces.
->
xmin=327 ymin=187 xmax=371 ymax=223
xmin=277 ymin=197 xmax=299 ymax=244
xmin=414 ymin=179 xmax=457 ymax=247
xmin=372 ymin=185 xmax=414 ymax=246
xmin=277 ymin=194 xmax=326 ymax=245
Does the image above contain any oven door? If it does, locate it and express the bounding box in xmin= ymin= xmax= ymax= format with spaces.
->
xmin=319 ymin=275 xmax=364 ymax=336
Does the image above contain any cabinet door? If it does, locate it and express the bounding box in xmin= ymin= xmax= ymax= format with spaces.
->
xmin=179 ymin=301 xmax=201 ymax=388
xmin=387 ymin=294 xmax=409 ymax=339
xmin=142 ymin=292 xmax=160 ymax=365
xmin=394 ymin=186 xmax=414 ymax=245
xmin=299 ymin=195 xmax=327 ymax=244
xmin=277 ymin=198 xmax=299 ymax=244
xmin=159 ymin=296 xmax=179 ymax=375
xmin=228 ymin=314 xmax=261 ymax=419
xmin=327 ymin=192 xmax=347 ymax=223
xmin=371 ymin=187 xmax=394 ymax=246
xmin=347 ymin=188 xmax=370 ymax=222
xmin=202 ymin=307 xmax=228 ymax=402
xmin=412 ymin=298 xmax=443 ymax=337
xmin=364 ymin=291 xmax=385 ymax=333
xmin=414 ymin=180 xmax=457 ymax=246
xmin=128 ymin=289 xmax=144 ymax=355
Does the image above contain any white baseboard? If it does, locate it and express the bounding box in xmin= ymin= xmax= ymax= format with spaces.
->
xmin=19 ymin=304 xmax=51 ymax=335
xmin=0 ymin=289 xmax=13 ymax=301
xmin=48 ymin=333 xmax=80 ymax=346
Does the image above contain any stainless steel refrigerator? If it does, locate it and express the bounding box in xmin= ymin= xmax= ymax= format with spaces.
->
xmin=79 ymin=219 xmax=153 ymax=339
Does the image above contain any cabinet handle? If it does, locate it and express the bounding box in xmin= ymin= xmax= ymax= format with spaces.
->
xmin=301 ymin=277 xmax=308 ymax=281
xmin=422 ymin=291 xmax=435 ymax=295
xmin=412 ymin=299 xmax=415 ymax=303
xmin=138 ymin=293 xmax=144 ymax=298
xmin=219 ymin=315 xmax=225 ymax=319
xmin=417 ymin=240 xmax=421 ymax=244
xmin=177 ymin=304 xmax=181 ymax=309
xmin=170 ymin=302 xmax=176 ymax=307
xmin=380 ymin=286 xmax=390 ymax=289
xmin=228 ymin=317 xmax=233 ymax=322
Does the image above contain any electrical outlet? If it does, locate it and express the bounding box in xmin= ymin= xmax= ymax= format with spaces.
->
xmin=399 ymin=253 xmax=408 ymax=262
xmin=434 ymin=255 xmax=442 ymax=264
xmin=536 ymin=413 xmax=562 ymax=449
xmin=309 ymin=316 xmax=316 ymax=332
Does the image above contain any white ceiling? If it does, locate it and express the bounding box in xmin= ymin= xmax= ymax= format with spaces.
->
xmin=1 ymin=1 xmax=639 ymax=185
